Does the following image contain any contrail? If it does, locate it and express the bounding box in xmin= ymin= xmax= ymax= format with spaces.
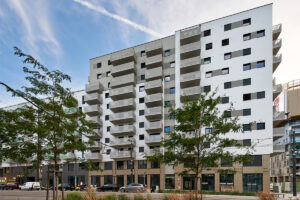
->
xmin=73 ymin=0 xmax=163 ymax=38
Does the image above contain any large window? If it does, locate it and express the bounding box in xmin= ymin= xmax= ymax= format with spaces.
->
xmin=220 ymin=174 xmax=234 ymax=190
xmin=138 ymin=174 xmax=147 ymax=185
xmin=127 ymin=160 xmax=134 ymax=169
xmin=151 ymin=161 xmax=160 ymax=169
xmin=116 ymin=175 xmax=124 ymax=187
xmin=104 ymin=161 xmax=113 ymax=170
xmin=165 ymin=174 xmax=175 ymax=189
xmin=127 ymin=175 xmax=135 ymax=185
xmin=221 ymin=157 xmax=232 ymax=167
xmin=138 ymin=160 xmax=147 ymax=169
xmin=117 ymin=161 xmax=124 ymax=170
xmin=243 ymin=155 xmax=262 ymax=166
xmin=243 ymin=174 xmax=263 ymax=193
xmin=150 ymin=174 xmax=160 ymax=189
xmin=202 ymin=174 xmax=215 ymax=191
xmin=104 ymin=175 xmax=113 ymax=184
xmin=183 ymin=175 xmax=195 ymax=190
xmin=91 ymin=176 xmax=101 ymax=187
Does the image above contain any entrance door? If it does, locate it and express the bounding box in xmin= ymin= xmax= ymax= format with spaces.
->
xmin=243 ymin=174 xmax=263 ymax=193
xmin=183 ymin=175 xmax=195 ymax=190
xmin=202 ymin=174 xmax=215 ymax=191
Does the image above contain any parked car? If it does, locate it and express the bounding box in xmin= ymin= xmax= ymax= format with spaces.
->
xmin=19 ymin=182 xmax=40 ymax=190
xmin=97 ymin=184 xmax=119 ymax=192
xmin=75 ymin=184 xmax=86 ymax=191
xmin=3 ymin=183 xmax=19 ymax=190
xmin=58 ymin=184 xmax=75 ymax=191
xmin=119 ymin=184 xmax=145 ymax=193
xmin=0 ymin=184 xmax=6 ymax=190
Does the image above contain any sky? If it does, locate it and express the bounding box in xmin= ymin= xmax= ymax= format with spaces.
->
xmin=0 ymin=0 xmax=299 ymax=107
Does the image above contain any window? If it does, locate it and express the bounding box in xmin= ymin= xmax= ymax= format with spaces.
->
xmin=224 ymin=53 xmax=231 ymax=60
xmin=108 ymin=60 xmax=111 ymax=65
xmin=139 ymin=98 xmax=144 ymax=103
xmin=222 ymin=39 xmax=229 ymax=46
xmin=151 ymin=161 xmax=160 ymax=168
xmin=164 ymin=75 xmax=171 ymax=82
xmin=117 ymin=161 xmax=124 ymax=170
xmin=141 ymin=75 xmax=145 ymax=80
xmin=141 ymin=50 xmax=146 ymax=57
xmin=104 ymin=161 xmax=113 ymax=170
xmin=257 ymin=123 xmax=265 ymax=130
xmin=256 ymin=60 xmax=265 ymax=68
xmin=97 ymin=63 xmax=102 ymax=68
xmin=243 ymin=33 xmax=251 ymax=41
xmin=203 ymin=57 xmax=211 ymax=64
xmin=205 ymin=71 xmax=212 ymax=78
xmin=164 ymin=126 xmax=170 ymax=133
xmin=139 ymin=86 xmax=145 ymax=92
xmin=170 ymin=87 xmax=175 ymax=94
xmin=105 ymin=93 xmax=109 ymax=98
xmin=243 ymin=18 xmax=251 ymax=26
xmin=257 ymin=91 xmax=265 ymax=99
xmin=222 ymin=68 xmax=229 ymax=75
xmin=97 ymin=73 xmax=102 ymax=79
xmin=204 ymin=85 xmax=211 ymax=93
xmin=107 ymin=126 xmax=111 ymax=132
xmin=105 ymin=115 xmax=109 ymax=121
xmin=206 ymin=43 xmax=212 ymax=50
xmin=106 ymin=104 xmax=109 ymax=109
xmin=164 ymin=50 xmax=171 ymax=57
xmin=224 ymin=82 xmax=231 ymax=89
xmin=105 ymin=138 xmax=110 ymax=143
xmin=221 ymin=97 xmax=229 ymax=104
xmin=243 ymin=139 xmax=251 ymax=146
xmin=68 ymin=164 xmax=74 ymax=171
xmin=221 ymin=157 xmax=233 ymax=167
xmin=243 ymin=124 xmax=251 ymax=131
xmin=205 ymin=128 xmax=212 ymax=134
xmin=243 ymin=155 xmax=262 ymax=167
xmin=108 ymin=82 xmax=110 ymax=88
xmin=165 ymin=174 xmax=175 ymax=189
xmin=141 ymin=62 xmax=146 ymax=68
xmin=139 ymin=110 xmax=144 ymax=116
xmin=127 ymin=160 xmax=134 ymax=169
xmin=169 ymin=114 xmax=175 ymax=120
xmin=243 ymin=63 xmax=251 ymax=71
xmin=165 ymin=101 xmax=171 ymax=107
xmin=139 ymin=122 xmax=144 ymax=128
xmin=224 ymin=23 xmax=231 ymax=31
xmin=82 ymin=96 xmax=85 ymax=104
xmin=170 ymin=61 xmax=175 ymax=68
xmin=224 ymin=111 xmax=231 ymax=118
xmin=243 ymin=48 xmax=251 ymax=56
xmin=106 ymin=71 xmax=111 ymax=77
xmin=138 ymin=160 xmax=147 ymax=169
xmin=139 ymin=135 xmax=144 ymax=140
xmin=243 ymin=94 xmax=251 ymax=101
xmin=139 ymin=147 xmax=144 ymax=153
xmin=243 ymin=109 xmax=251 ymax=116
xmin=203 ymin=29 xmax=211 ymax=37
xmin=243 ymin=78 xmax=251 ymax=86
xmin=257 ymin=30 xmax=265 ymax=38
xmin=106 ymin=149 xmax=111 ymax=155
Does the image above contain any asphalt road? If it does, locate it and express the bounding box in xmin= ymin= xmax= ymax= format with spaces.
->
xmin=0 ymin=190 xmax=259 ymax=200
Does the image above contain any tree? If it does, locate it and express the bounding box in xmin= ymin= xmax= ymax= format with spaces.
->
xmin=0 ymin=47 xmax=96 ymax=200
xmin=146 ymin=91 xmax=252 ymax=199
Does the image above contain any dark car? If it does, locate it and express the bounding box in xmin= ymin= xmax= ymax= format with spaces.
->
xmin=50 ymin=184 xmax=75 ymax=191
xmin=97 ymin=184 xmax=119 ymax=192
xmin=0 ymin=184 xmax=6 ymax=190
xmin=4 ymin=183 xmax=19 ymax=190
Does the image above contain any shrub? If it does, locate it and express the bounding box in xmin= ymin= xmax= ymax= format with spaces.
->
xmin=118 ymin=194 xmax=129 ymax=200
xmin=105 ymin=194 xmax=117 ymax=200
xmin=65 ymin=192 xmax=84 ymax=200
xmin=134 ymin=194 xmax=144 ymax=200
xmin=257 ymin=192 xmax=276 ymax=200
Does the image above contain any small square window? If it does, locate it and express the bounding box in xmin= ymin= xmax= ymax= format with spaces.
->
xmin=107 ymin=104 xmax=109 ymax=109
xmin=170 ymin=87 xmax=175 ymax=94
xmin=164 ymin=101 xmax=171 ymax=107
xmin=105 ymin=115 xmax=109 ymax=121
xmin=106 ymin=71 xmax=111 ymax=77
xmin=203 ymin=57 xmax=211 ymax=64
xmin=224 ymin=82 xmax=231 ymax=89
xmin=164 ymin=126 xmax=170 ymax=133
xmin=139 ymin=122 xmax=144 ymax=128
xmin=139 ymin=147 xmax=144 ymax=153
xmin=243 ymin=109 xmax=251 ymax=116
xmin=257 ymin=30 xmax=265 ymax=38
xmin=170 ymin=61 xmax=175 ymax=68
xmin=224 ymin=111 xmax=231 ymax=118
xmin=141 ymin=50 xmax=146 ymax=57
xmin=206 ymin=43 xmax=212 ymax=50
xmin=204 ymin=85 xmax=211 ymax=93
xmin=139 ymin=86 xmax=145 ymax=92
xmin=221 ymin=97 xmax=229 ymax=104
xmin=105 ymin=93 xmax=109 ymax=98
xmin=243 ymin=124 xmax=251 ymax=131
xmin=243 ymin=78 xmax=251 ymax=86
xmin=243 ymin=63 xmax=251 ymax=71
xmin=108 ymin=60 xmax=111 ymax=65
xmin=139 ymin=135 xmax=144 ymax=140
xmin=243 ymin=18 xmax=251 ymax=26
xmin=205 ymin=128 xmax=212 ymax=134
xmin=203 ymin=29 xmax=211 ymax=37
xmin=243 ymin=139 xmax=251 ymax=146
xmin=107 ymin=126 xmax=111 ymax=132
xmin=139 ymin=110 xmax=144 ymax=116
xmin=224 ymin=23 xmax=231 ymax=31
xmin=222 ymin=39 xmax=229 ymax=46
xmin=224 ymin=53 xmax=231 ymax=60
xmin=105 ymin=138 xmax=110 ymax=143
xmin=141 ymin=74 xmax=145 ymax=81
xmin=257 ymin=61 xmax=265 ymax=68
xmin=257 ymin=123 xmax=265 ymax=130
xmin=164 ymin=50 xmax=171 ymax=57
xmin=205 ymin=71 xmax=212 ymax=78
xmin=141 ymin=62 xmax=146 ymax=69
xmin=243 ymin=94 xmax=251 ymax=101
xmin=164 ymin=76 xmax=171 ymax=82
xmin=106 ymin=149 xmax=111 ymax=155
xmin=257 ymin=91 xmax=265 ymax=99
xmin=139 ymin=98 xmax=144 ymax=103
xmin=97 ymin=73 xmax=102 ymax=79
xmin=222 ymin=68 xmax=229 ymax=75
xmin=243 ymin=48 xmax=251 ymax=56
xmin=243 ymin=33 xmax=251 ymax=41
xmin=97 ymin=63 xmax=102 ymax=68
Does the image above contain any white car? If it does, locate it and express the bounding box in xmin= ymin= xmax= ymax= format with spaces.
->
xmin=19 ymin=182 xmax=40 ymax=190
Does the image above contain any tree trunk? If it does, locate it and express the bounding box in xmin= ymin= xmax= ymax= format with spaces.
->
xmin=199 ymin=175 xmax=202 ymax=200
xmin=53 ymin=170 xmax=55 ymax=200
xmin=55 ymin=175 xmax=58 ymax=200
xmin=61 ymin=171 xmax=64 ymax=200
xmin=46 ymin=167 xmax=49 ymax=200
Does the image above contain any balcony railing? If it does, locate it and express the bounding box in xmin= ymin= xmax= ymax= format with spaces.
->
xmin=180 ymin=86 xmax=201 ymax=100
xmin=273 ymin=54 xmax=282 ymax=72
xmin=60 ymin=152 xmax=75 ymax=160
xmin=273 ymin=127 xmax=285 ymax=140
xmin=85 ymin=152 xmax=102 ymax=160
xmin=110 ymin=150 xmax=136 ymax=159
xmin=180 ymin=41 xmax=201 ymax=60
xmin=145 ymin=79 xmax=162 ymax=94
xmin=273 ymin=39 xmax=282 ymax=55
xmin=85 ymin=82 xmax=104 ymax=94
xmin=273 ymin=84 xmax=282 ymax=100
xmin=86 ymin=116 xmax=102 ymax=127
xmin=146 ymin=54 xmax=162 ymax=69
xmin=110 ymin=98 xmax=135 ymax=112
xmin=144 ymin=149 xmax=163 ymax=156
xmin=110 ymin=73 xmax=136 ymax=89
xmin=84 ymin=93 xmax=102 ymax=105
xmin=145 ymin=93 xmax=162 ymax=107
xmin=90 ymin=141 xmax=102 ymax=150
xmin=85 ymin=128 xmax=103 ymax=139
xmin=145 ymin=121 xmax=163 ymax=133
xmin=111 ymin=61 xmax=135 ymax=77
xmin=110 ymin=85 xmax=135 ymax=101
xmin=146 ymin=41 xmax=162 ymax=57
xmin=180 ymin=26 xmax=201 ymax=44
xmin=145 ymin=134 xmax=161 ymax=144
xmin=180 ymin=56 xmax=201 ymax=74
xmin=84 ymin=105 xmax=102 ymax=116
xmin=110 ymin=48 xmax=136 ymax=66
xmin=110 ymin=125 xmax=136 ymax=136
xmin=145 ymin=106 xmax=162 ymax=120
xmin=110 ymin=111 xmax=135 ymax=125
xmin=145 ymin=66 xmax=162 ymax=81
xmin=272 ymin=24 xmax=282 ymax=40
xmin=110 ymin=138 xmax=135 ymax=147
xmin=273 ymin=144 xmax=285 ymax=154
xmin=180 ymin=71 xmax=201 ymax=88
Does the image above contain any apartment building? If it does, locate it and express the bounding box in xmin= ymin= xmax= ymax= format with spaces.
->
xmin=84 ymin=4 xmax=281 ymax=192
xmin=271 ymin=79 xmax=300 ymax=192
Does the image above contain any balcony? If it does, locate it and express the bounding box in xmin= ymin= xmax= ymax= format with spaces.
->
xmin=272 ymin=24 xmax=282 ymax=40
xmin=273 ymin=54 xmax=282 ymax=73
xmin=85 ymin=128 xmax=103 ymax=139
xmin=145 ymin=121 xmax=162 ymax=133
xmin=180 ymin=86 xmax=201 ymax=101
xmin=273 ymin=127 xmax=285 ymax=140
xmin=84 ymin=105 xmax=102 ymax=116
xmin=86 ymin=116 xmax=102 ymax=127
xmin=145 ymin=93 xmax=162 ymax=107
xmin=111 ymin=125 xmax=136 ymax=136
xmin=60 ymin=152 xmax=75 ymax=160
xmin=146 ymin=54 xmax=162 ymax=69
xmin=110 ymin=98 xmax=135 ymax=112
xmin=145 ymin=41 xmax=162 ymax=57
xmin=111 ymin=61 xmax=135 ymax=77
xmin=110 ymin=85 xmax=135 ymax=101
xmin=180 ymin=56 xmax=201 ymax=74
xmin=110 ymin=111 xmax=135 ymax=125
xmin=273 ymin=84 xmax=282 ymax=100
xmin=273 ymin=39 xmax=282 ymax=55
xmin=85 ymin=152 xmax=102 ymax=160
xmin=273 ymin=111 xmax=286 ymax=127
xmin=180 ymin=71 xmax=201 ymax=88
xmin=110 ymin=48 xmax=136 ymax=66
xmin=180 ymin=26 xmax=201 ymax=45
xmin=145 ymin=106 xmax=162 ymax=120
xmin=110 ymin=150 xmax=136 ymax=159
xmin=85 ymin=82 xmax=103 ymax=94
xmin=180 ymin=41 xmax=201 ymax=60
xmin=84 ymin=93 xmax=102 ymax=105
xmin=110 ymin=138 xmax=135 ymax=147
xmin=144 ymin=149 xmax=162 ymax=156
xmin=90 ymin=141 xmax=102 ymax=150
xmin=145 ymin=134 xmax=161 ymax=145
xmin=110 ymin=73 xmax=136 ymax=89
xmin=145 ymin=79 xmax=162 ymax=94
xmin=273 ymin=144 xmax=285 ymax=155
xmin=145 ymin=66 xmax=163 ymax=81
